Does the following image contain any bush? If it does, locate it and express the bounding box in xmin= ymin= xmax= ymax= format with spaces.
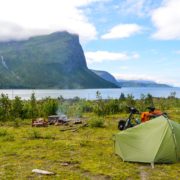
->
xmin=0 ymin=129 xmax=8 ymax=137
xmin=3 ymin=134 xmax=15 ymax=141
xmin=12 ymin=96 xmax=23 ymax=119
xmin=41 ymin=97 xmax=58 ymax=117
xmin=28 ymin=129 xmax=42 ymax=139
xmin=28 ymin=129 xmax=55 ymax=140
xmin=89 ymin=117 xmax=104 ymax=128
xmin=67 ymin=103 xmax=83 ymax=118
xmin=43 ymin=132 xmax=56 ymax=140
xmin=0 ymin=94 xmax=12 ymax=121
xmin=0 ymin=129 xmax=14 ymax=141
xmin=13 ymin=118 xmax=21 ymax=128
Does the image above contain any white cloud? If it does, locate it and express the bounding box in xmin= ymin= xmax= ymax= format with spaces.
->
xmin=0 ymin=0 xmax=107 ymax=42
xmin=85 ymin=51 xmax=139 ymax=64
xmin=120 ymin=66 xmax=128 ymax=70
xmin=132 ymin=53 xmax=140 ymax=59
xmin=113 ymin=73 xmax=155 ymax=81
xmin=113 ymin=73 xmax=180 ymax=86
xmin=175 ymin=50 xmax=180 ymax=54
xmin=117 ymin=0 xmax=160 ymax=17
xmin=119 ymin=0 xmax=146 ymax=16
xmin=101 ymin=24 xmax=142 ymax=39
xmin=151 ymin=0 xmax=180 ymax=40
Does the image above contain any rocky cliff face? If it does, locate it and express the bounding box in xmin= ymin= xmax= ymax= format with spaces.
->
xmin=0 ymin=31 xmax=118 ymax=89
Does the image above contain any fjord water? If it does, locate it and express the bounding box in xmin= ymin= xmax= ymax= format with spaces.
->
xmin=0 ymin=87 xmax=180 ymax=100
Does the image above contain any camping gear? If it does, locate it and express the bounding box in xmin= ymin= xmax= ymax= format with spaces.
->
xmin=141 ymin=107 xmax=165 ymax=122
xmin=118 ymin=106 xmax=140 ymax=130
xmin=32 ymin=118 xmax=48 ymax=127
xmin=118 ymin=106 xmax=166 ymax=130
xmin=114 ymin=116 xmax=180 ymax=165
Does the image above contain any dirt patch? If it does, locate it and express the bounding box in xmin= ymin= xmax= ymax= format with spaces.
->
xmin=62 ymin=163 xmax=112 ymax=180
xmin=139 ymin=166 xmax=149 ymax=180
xmin=82 ymin=171 xmax=112 ymax=180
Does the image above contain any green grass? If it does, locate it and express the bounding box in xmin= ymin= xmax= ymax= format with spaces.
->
xmin=0 ymin=112 xmax=179 ymax=179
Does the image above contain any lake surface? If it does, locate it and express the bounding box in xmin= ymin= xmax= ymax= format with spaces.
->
xmin=0 ymin=87 xmax=180 ymax=100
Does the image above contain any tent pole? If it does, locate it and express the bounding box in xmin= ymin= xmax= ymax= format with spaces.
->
xmin=151 ymin=162 xmax=154 ymax=169
xmin=112 ymin=134 xmax=116 ymax=154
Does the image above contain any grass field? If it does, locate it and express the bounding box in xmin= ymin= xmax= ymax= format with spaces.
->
xmin=0 ymin=112 xmax=179 ymax=179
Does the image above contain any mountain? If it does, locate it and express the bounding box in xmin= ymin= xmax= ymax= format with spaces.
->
xmin=92 ymin=70 xmax=120 ymax=87
xmin=117 ymin=79 xmax=171 ymax=87
xmin=92 ymin=69 xmax=171 ymax=87
xmin=0 ymin=31 xmax=118 ymax=89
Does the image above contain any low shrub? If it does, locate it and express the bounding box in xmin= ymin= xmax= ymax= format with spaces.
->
xmin=28 ymin=129 xmax=56 ymax=140
xmin=13 ymin=118 xmax=21 ymax=128
xmin=0 ymin=129 xmax=8 ymax=137
xmin=89 ymin=117 xmax=104 ymax=128
xmin=28 ymin=129 xmax=42 ymax=139
xmin=0 ymin=129 xmax=15 ymax=141
xmin=43 ymin=132 xmax=56 ymax=140
xmin=3 ymin=134 xmax=15 ymax=141
xmin=80 ymin=140 xmax=91 ymax=147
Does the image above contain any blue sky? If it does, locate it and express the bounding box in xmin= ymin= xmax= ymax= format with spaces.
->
xmin=0 ymin=0 xmax=180 ymax=86
xmin=82 ymin=0 xmax=180 ymax=87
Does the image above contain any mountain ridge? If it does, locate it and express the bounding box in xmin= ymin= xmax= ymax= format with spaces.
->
xmin=92 ymin=69 xmax=171 ymax=87
xmin=117 ymin=79 xmax=171 ymax=87
xmin=0 ymin=31 xmax=118 ymax=89
xmin=92 ymin=70 xmax=120 ymax=87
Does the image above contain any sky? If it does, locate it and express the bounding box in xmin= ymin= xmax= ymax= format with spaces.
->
xmin=0 ymin=0 xmax=180 ymax=86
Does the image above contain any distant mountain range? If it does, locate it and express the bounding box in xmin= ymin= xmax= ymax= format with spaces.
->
xmin=93 ymin=70 xmax=171 ymax=87
xmin=0 ymin=31 xmax=118 ymax=89
xmin=117 ymin=79 xmax=171 ymax=87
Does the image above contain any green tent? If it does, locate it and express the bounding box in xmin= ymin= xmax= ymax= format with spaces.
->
xmin=114 ymin=116 xmax=180 ymax=164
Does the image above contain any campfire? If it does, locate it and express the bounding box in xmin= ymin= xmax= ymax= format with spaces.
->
xmin=48 ymin=115 xmax=68 ymax=125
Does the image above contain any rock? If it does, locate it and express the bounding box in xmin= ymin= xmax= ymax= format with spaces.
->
xmin=32 ymin=169 xmax=55 ymax=175
xmin=60 ymin=162 xmax=69 ymax=166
